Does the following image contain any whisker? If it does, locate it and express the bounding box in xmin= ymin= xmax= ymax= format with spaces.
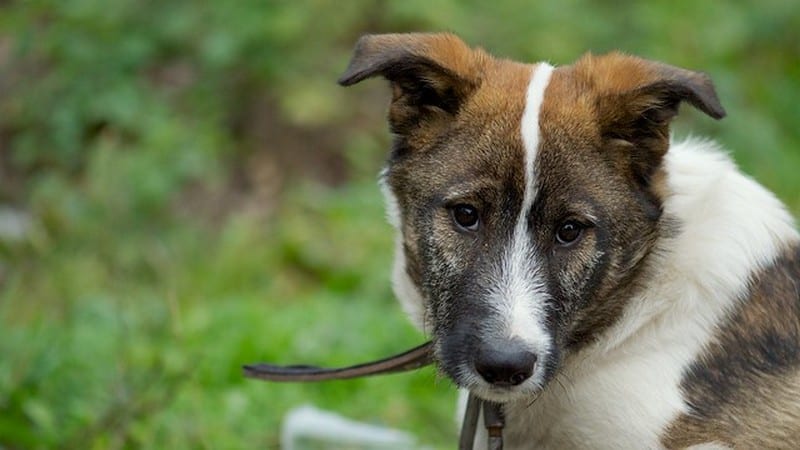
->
xmin=526 ymin=389 xmax=544 ymax=408
xmin=555 ymin=376 xmax=570 ymax=396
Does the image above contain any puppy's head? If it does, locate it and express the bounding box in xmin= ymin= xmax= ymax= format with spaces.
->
xmin=340 ymin=33 xmax=725 ymax=402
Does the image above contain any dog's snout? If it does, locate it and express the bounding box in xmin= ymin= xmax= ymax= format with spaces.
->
xmin=474 ymin=341 xmax=538 ymax=387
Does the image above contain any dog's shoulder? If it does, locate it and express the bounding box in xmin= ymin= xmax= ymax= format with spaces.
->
xmin=659 ymin=139 xmax=800 ymax=448
xmin=659 ymin=138 xmax=797 ymax=306
xmin=663 ymin=243 xmax=800 ymax=448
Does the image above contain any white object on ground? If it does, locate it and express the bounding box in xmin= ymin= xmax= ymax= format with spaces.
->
xmin=281 ymin=404 xmax=427 ymax=450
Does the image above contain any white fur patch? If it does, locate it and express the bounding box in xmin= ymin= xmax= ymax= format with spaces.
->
xmin=379 ymin=171 xmax=401 ymax=229
xmin=485 ymin=138 xmax=799 ymax=449
xmin=380 ymin=174 xmax=429 ymax=332
xmin=485 ymin=63 xmax=554 ymax=379
xmin=520 ymin=63 xmax=554 ymax=210
xmin=390 ymin=235 xmax=427 ymax=331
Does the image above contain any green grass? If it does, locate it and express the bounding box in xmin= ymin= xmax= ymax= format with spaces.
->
xmin=1 ymin=180 xmax=458 ymax=449
xmin=1 ymin=1 xmax=798 ymax=448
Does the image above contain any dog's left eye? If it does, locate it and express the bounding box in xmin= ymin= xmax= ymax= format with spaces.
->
xmin=556 ymin=221 xmax=583 ymax=245
xmin=451 ymin=204 xmax=480 ymax=231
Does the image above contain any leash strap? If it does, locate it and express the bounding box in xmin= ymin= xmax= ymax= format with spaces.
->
xmin=484 ymin=401 xmax=505 ymax=450
xmin=459 ymin=393 xmax=481 ymax=450
xmin=243 ymin=340 xmax=504 ymax=448
xmin=243 ymin=341 xmax=435 ymax=382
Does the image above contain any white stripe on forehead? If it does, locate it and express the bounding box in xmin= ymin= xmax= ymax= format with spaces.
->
xmin=488 ymin=63 xmax=554 ymax=361
xmin=520 ymin=62 xmax=554 ymax=215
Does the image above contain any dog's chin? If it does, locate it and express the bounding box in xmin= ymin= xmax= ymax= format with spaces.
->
xmin=467 ymin=380 xmax=544 ymax=403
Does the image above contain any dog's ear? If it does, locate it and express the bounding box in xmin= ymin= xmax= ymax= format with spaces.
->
xmin=339 ymin=33 xmax=484 ymax=136
xmin=582 ymin=53 xmax=726 ymax=185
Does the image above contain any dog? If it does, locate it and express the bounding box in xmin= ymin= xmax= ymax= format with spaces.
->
xmin=337 ymin=33 xmax=800 ymax=449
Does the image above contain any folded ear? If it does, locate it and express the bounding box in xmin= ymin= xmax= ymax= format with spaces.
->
xmin=338 ymin=33 xmax=485 ymax=136
xmin=580 ymin=53 xmax=726 ymax=185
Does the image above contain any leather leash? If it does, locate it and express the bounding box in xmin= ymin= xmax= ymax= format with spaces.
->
xmin=243 ymin=340 xmax=505 ymax=449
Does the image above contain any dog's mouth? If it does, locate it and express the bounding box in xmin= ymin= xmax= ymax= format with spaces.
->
xmin=467 ymin=377 xmax=546 ymax=404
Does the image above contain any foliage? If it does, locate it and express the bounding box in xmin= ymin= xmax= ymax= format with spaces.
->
xmin=0 ymin=0 xmax=798 ymax=448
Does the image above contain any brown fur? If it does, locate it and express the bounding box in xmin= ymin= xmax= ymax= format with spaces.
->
xmin=569 ymin=52 xmax=724 ymax=187
xmin=535 ymin=54 xmax=721 ymax=350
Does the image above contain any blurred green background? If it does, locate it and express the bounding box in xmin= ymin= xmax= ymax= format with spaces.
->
xmin=0 ymin=1 xmax=798 ymax=448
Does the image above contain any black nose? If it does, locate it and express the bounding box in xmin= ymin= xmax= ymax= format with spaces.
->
xmin=474 ymin=341 xmax=538 ymax=387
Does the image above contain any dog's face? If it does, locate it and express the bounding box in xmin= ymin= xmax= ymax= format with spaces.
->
xmin=340 ymin=33 xmax=724 ymax=402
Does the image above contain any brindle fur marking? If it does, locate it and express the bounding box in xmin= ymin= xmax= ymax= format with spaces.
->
xmin=662 ymin=243 xmax=800 ymax=449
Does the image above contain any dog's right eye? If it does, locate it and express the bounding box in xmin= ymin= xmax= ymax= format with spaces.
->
xmin=451 ymin=204 xmax=480 ymax=231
